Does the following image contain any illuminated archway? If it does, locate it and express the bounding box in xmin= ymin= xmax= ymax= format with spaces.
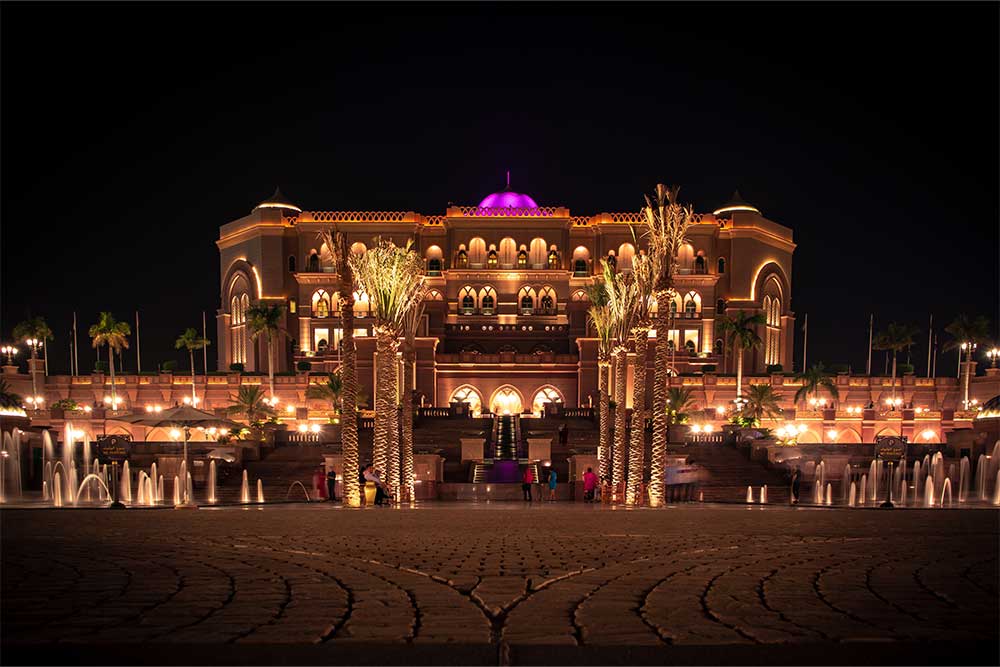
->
xmin=449 ymin=385 xmax=483 ymax=417
xmin=834 ymin=428 xmax=862 ymax=444
xmin=490 ymin=385 xmax=524 ymax=416
xmin=531 ymin=386 xmax=564 ymax=416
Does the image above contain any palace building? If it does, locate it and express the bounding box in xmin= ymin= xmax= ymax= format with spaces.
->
xmin=216 ymin=182 xmax=796 ymax=415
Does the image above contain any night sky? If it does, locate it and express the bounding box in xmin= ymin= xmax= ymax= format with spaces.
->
xmin=2 ymin=2 xmax=997 ymax=376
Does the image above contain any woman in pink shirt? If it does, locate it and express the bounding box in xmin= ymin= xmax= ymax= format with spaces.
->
xmin=582 ymin=467 xmax=598 ymax=503
xmin=522 ymin=466 xmax=534 ymax=501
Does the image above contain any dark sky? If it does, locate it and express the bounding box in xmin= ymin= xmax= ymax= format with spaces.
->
xmin=2 ymin=2 xmax=997 ymax=376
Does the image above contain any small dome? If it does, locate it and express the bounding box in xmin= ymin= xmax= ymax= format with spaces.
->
xmin=713 ymin=190 xmax=760 ymax=217
xmin=253 ymin=187 xmax=302 ymax=213
xmin=477 ymin=172 xmax=538 ymax=208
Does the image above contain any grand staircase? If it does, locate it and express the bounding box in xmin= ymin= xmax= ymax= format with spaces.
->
xmin=675 ymin=441 xmax=791 ymax=503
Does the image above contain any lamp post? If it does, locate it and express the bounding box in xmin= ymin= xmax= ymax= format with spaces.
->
xmin=25 ymin=338 xmax=42 ymax=399
xmin=987 ymin=347 xmax=999 ymax=369
xmin=1 ymin=344 xmax=17 ymax=365
xmin=960 ymin=342 xmax=978 ymax=409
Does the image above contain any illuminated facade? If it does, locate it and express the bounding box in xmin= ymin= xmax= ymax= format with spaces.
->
xmin=216 ymin=184 xmax=796 ymax=414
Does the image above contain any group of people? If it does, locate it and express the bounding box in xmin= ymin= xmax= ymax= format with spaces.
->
xmin=317 ymin=464 xmax=393 ymax=505
xmin=520 ymin=465 xmax=560 ymax=501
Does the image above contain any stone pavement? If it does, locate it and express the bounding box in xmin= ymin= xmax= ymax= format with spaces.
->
xmin=2 ymin=503 xmax=998 ymax=665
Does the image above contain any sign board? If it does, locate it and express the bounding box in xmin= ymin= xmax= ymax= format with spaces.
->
xmin=96 ymin=435 xmax=132 ymax=464
xmin=875 ymin=435 xmax=907 ymax=463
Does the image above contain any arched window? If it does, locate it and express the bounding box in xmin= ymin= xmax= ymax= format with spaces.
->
xmin=229 ymin=281 xmax=250 ymax=365
xmin=683 ymin=291 xmax=701 ymax=318
xmin=479 ymin=286 xmax=497 ymax=315
xmin=763 ymin=285 xmax=782 ymax=366
xmin=529 ymin=238 xmax=547 ymax=268
xmin=532 ymin=386 xmax=564 ymax=416
xmin=606 ymin=251 xmax=617 ymax=270
xmin=353 ymin=290 xmax=370 ymax=318
xmin=427 ymin=258 xmax=442 ymax=273
xmin=538 ymin=286 xmax=556 ymax=314
xmin=450 ymin=385 xmax=483 ymax=417
xmin=350 ymin=242 xmax=367 ymax=255
xmin=717 ymin=257 xmax=726 ymax=274
xmin=571 ymin=289 xmax=589 ymax=301
xmin=716 ymin=299 xmax=726 ymax=314
xmin=425 ymin=245 xmax=443 ymax=274
xmin=459 ymin=286 xmax=476 ymax=315
xmin=617 ymin=243 xmax=635 ymax=272
xmin=669 ymin=299 xmax=678 ymax=316
xmin=517 ymin=247 xmax=528 ymax=268
xmin=468 ymin=238 xmax=487 ymax=267
xmin=490 ymin=386 xmax=524 ymax=416
xmin=456 ymin=247 xmax=468 ymax=269
xmin=714 ymin=338 xmax=724 ymax=356
xmin=428 ymin=289 xmax=444 ymax=301
xmin=572 ymin=246 xmax=590 ymax=276
xmin=547 ymin=247 xmax=560 ymax=269
xmin=685 ymin=339 xmax=696 ymax=355
xmin=312 ymin=290 xmax=331 ymax=318
xmin=487 ymin=248 xmax=498 ymax=268
xmin=518 ymin=286 xmax=536 ymax=315
xmin=499 ymin=238 xmax=517 ymax=267
xmin=288 ymin=255 xmax=297 ymax=273
xmin=307 ymin=251 xmax=320 ymax=272
xmin=694 ymin=254 xmax=706 ymax=274
xmin=677 ymin=243 xmax=695 ymax=272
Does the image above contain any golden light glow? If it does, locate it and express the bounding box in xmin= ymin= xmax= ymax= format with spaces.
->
xmin=712 ymin=204 xmax=760 ymax=216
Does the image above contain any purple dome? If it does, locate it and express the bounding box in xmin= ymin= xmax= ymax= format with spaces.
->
xmin=478 ymin=189 xmax=538 ymax=209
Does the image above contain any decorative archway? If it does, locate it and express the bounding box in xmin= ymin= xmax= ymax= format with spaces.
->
xmin=834 ymin=428 xmax=862 ymax=444
xmin=531 ymin=385 xmax=564 ymax=416
xmin=489 ymin=385 xmax=524 ymax=416
xmin=449 ymin=385 xmax=483 ymax=417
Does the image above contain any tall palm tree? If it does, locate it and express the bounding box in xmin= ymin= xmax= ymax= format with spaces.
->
xmin=13 ymin=316 xmax=53 ymax=395
xmin=586 ymin=281 xmax=613 ymax=481
xmin=602 ymin=259 xmax=639 ymax=490
xmin=0 ymin=378 xmax=24 ymax=410
xmin=794 ymin=362 xmax=839 ymax=408
xmin=246 ymin=304 xmax=286 ymax=399
xmin=641 ymin=183 xmax=693 ymax=507
xmin=319 ymin=227 xmax=360 ymax=507
xmin=738 ymin=384 xmax=783 ymax=426
xmin=400 ymin=293 xmax=427 ymax=502
xmin=873 ymin=322 xmax=918 ymax=403
xmin=627 ymin=246 xmax=655 ymax=504
xmin=175 ymin=328 xmax=210 ymax=405
xmin=226 ymin=385 xmax=275 ymax=424
xmin=88 ymin=312 xmax=131 ymax=406
xmin=945 ymin=314 xmax=991 ymax=409
xmin=349 ymin=238 xmax=425 ymax=496
xmin=718 ymin=311 xmax=766 ymax=399
xmin=306 ymin=372 xmax=343 ymax=415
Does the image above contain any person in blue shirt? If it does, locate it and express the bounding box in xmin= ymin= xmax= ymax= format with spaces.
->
xmin=547 ymin=468 xmax=558 ymax=501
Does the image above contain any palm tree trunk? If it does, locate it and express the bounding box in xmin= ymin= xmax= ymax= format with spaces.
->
xmin=891 ymin=354 xmax=897 ymax=402
xmin=267 ymin=335 xmax=275 ymax=399
xmin=109 ymin=345 xmax=117 ymax=405
xmin=598 ymin=356 xmax=610 ymax=481
xmin=386 ymin=354 xmax=400 ymax=498
xmin=962 ymin=347 xmax=972 ymax=409
xmin=736 ymin=346 xmax=744 ymax=398
xmin=373 ymin=328 xmax=395 ymax=484
xmin=612 ymin=346 xmax=628 ymax=490
xmin=190 ymin=350 xmax=197 ymax=404
xmin=649 ymin=296 xmax=671 ymax=507
xmin=340 ymin=299 xmax=360 ymax=507
xmin=402 ymin=344 xmax=415 ymax=502
xmin=627 ymin=329 xmax=647 ymax=504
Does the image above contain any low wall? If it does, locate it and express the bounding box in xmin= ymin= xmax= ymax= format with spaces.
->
xmin=437 ymin=483 xmax=573 ymax=501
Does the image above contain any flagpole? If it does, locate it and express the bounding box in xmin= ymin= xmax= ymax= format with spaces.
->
xmin=801 ymin=313 xmax=807 ymax=372
xmin=926 ymin=314 xmax=933 ymax=377
xmin=72 ymin=312 xmax=79 ymax=377
xmin=202 ymin=311 xmax=209 ymax=374
xmin=135 ymin=311 xmax=142 ymax=374
xmin=865 ymin=314 xmax=873 ymax=376
xmin=931 ymin=333 xmax=937 ymax=378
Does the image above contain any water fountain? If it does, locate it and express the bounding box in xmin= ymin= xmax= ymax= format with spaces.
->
xmin=813 ymin=480 xmax=822 ymax=505
xmin=257 ymin=479 xmax=264 ymax=504
xmin=68 ymin=462 xmax=78 ymax=506
xmin=842 ymin=464 xmax=851 ymax=503
xmin=43 ymin=461 xmax=52 ymax=500
xmin=121 ymin=460 xmax=132 ymax=503
xmin=923 ymin=477 xmax=935 ymax=507
xmin=42 ymin=481 xmax=48 ymax=500
xmin=76 ymin=473 xmax=112 ymax=502
xmin=912 ymin=460 xmax=922 ymax=502
xmin=285 ymin=481 xmax=311 ymax=501
xmin=172 ymin=475 xmax=181 ymax=505
xmin=858 ymin=474 xmax=867 ymax=506
xmin=53 ymin=472 xmax=63 ymax=507
xmin=147 ymin=476 xmax=156 ymax=506
xmin=848 ymin=481 xmax=856 ymax=507
xmin=899 ymin=477 xmax=907 ymax=506
xmin=868 ymin=460 xmax=878 ymax=501
xmin=136 ymin=472 xmax=147 ymax=504
xmin=206 ymin=460 xmax=217 ymax=503
xmin=186 ymin=472 xmax=194 ymax=504
xmin=240 ymin=470 xmax=250 ymax=503
xmin=941 ymin=478 xmax=952 ymax=508
xmin=158 ymin=475 xmax=164 ymax=503
xmin=959 ymin=456 xmax=970 ymax=503
xmin=150 ymin=462 xmax=159 ymax=502
xmin=817 ymin=461 xmax=826 ymax=491
xmin=178 ymin=460 xmax=187 ymax=500
xmin=746 ymin=486 xmax=753 ymax=503
xmin=993 ymin=470 xmax=1000 ymax=505
xmin=825 ymin=483 xmax=832 ymax=506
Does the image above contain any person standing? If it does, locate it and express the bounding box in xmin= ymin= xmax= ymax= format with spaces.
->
xmin=326 ymin=467 xmax=338 ymax=502
xmin=790 ymin=468 xmax=801 ymax=505
xmin=582 ymin=466 xmax=598 ymax=503
xmin=548 ymin=468 xmax=558 ymax=501
xmin=522 ymin=465 xmax=534 ymax=501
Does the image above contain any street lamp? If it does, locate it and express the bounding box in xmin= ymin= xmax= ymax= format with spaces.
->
xmin=987 ymin=347 xmax=1000 ymax=368
xmin=1 ymin=344 xmax=17 ymax=365
xmin=24 ymin=338 xmax=42 ymax=398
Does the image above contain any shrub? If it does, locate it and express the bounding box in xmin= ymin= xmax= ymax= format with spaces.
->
xmin=51 ymin=398 xmax=80 ymax=411
xmin=94 ymin=361 xmax=108 ymax=373
xmin=897 ymin=363 xmax=915 ymax=374
xmin=229 ymin=362 xmax=244 ymax=372
xmin=766 ymin=364 xmax=783 ymax=373
xmin=160 ymin=360 xmax=178 ymax=372
xmin=296 ymin=361 xmax=312 ymax=371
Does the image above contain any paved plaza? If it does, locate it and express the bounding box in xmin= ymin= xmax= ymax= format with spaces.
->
xmin=2 ymin=503 xmax=998 ymax=665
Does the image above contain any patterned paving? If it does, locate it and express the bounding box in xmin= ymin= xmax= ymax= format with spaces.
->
xmin=2 ymin=504 xmax=997 ymax=665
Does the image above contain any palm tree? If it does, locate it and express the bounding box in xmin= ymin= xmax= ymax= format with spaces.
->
xmin=13 ymin=316 xmax=53 ymax=396
xmin=794 ymin=362 xmax=839 ymax=408
xmin=349 ymin=238 xmax=425 ymax=496
xmin=738 ymin=384 xmax=783 ymax=426
xmin=0 ymin=378 xmax=24 ymax=409
xmin=319 ymin=227 xmax=360 ymax=507
xmin=602 ymin=259 xmax=639 ymax=490
xmin=665 ymin=386 xmax=695 ymax=428
xmin=246 ymin=304 xmax=286 ymax=399
xmin=400 ymin=291 xmax=428 ymax=502
xmin=88 ymin=312 xmax=131 ymax=406
xmin=627 ymin=246 xmax=655 ymax=504
xmin=719 ymin=311 xmax=766 ymax=399
xmin=873 ymin=322 xmax=918 ymax=403
xmin=586 ymin=281 xmax=613 ymax=481
xmin=945 ymin=314 xmax=991 ymax=409
xmin=641 ymin=183 xmax=693 ymax=507
xmin=306 ymin=372 xmax=344 ymax=415
xmin=175 ymin=328 xmax=210 ymax=405
xmin=226 ymin=385 xmax=275 ymax=424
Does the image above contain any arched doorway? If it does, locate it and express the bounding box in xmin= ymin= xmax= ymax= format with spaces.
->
xmin=449 ymin=385 xmax=483 ymax=417
xmin=531 ymin=386 xmax=564 ymax=416
xmin=490 ymin=386 xmax=524 ymax=416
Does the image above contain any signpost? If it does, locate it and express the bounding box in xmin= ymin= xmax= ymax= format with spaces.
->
xmin=96 ymin=435 xmax=132 ymax=510
xmin=875 ymin=435 xmax=907 ymax=508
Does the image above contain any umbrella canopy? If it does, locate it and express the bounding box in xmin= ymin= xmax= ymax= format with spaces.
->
xmin=113 ymin=405 xmax=243 ymax=431
xmin=206 ymin=447 xmax=237 ymax=463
